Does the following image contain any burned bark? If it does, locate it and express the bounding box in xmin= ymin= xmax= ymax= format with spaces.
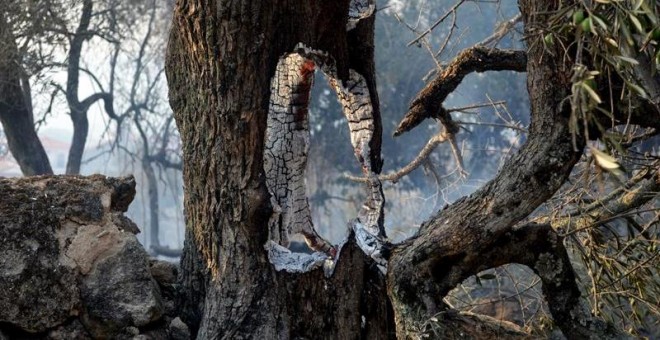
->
xmin=166 ymin=1 xmax=394 ymax=337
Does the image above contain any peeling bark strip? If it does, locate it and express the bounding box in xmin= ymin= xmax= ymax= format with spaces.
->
xmin=264 ymin=42 xmax=387 ymax=266
xmin=264 ymin=53 xmax=335 ymax=256
xmin=329 ymin=69 xmax=386 ymax=240
xmin=329 ymin=70 xmax=376 ymax=174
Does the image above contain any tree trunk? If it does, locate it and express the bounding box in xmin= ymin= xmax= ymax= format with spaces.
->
xmin=166 ymin=1 xmax=395 ymax=338
xmin=143 ymin=159 xmax=160 ymax=250
xmin=64 ymin=0 xmax=93 ymax=175
xmin=0 ymin=12 xmax=53 ymax=176
xmin=64 ymin=0 xmax=117 ymax=175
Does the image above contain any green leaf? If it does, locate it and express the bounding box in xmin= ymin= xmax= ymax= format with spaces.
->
xmin=615 ymin=56 xmax=640 ymax=65
xmin=629 ymin=13 xmax=644 ymax=34
xmin=580 ymin=82 xmax=603 ymax=103
xmin=591 ymin=14 xmax=609 ymax=31
xmin=590 ymin=147 xmax=620 ymax=170
xmin=626 ymin=81 xmax=649 ymax=99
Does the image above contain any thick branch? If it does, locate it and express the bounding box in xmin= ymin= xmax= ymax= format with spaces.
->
xmin=387 ymin=2 xmax=585 ymax=336
xmin=460 ymin=224 xmax=627 ymax=339
xmin=394 ymin=47 xmax=527 ymax=137
xmin=65 ymin=0 xmax=93 ymax=108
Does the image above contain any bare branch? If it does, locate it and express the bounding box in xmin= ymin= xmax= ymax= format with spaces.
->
xmin=446 ymin=100 xmax=507 ymax=113
xmin=407 ymin=0 xmax=466 ymax=47
xmin=346 ymin=132 xmax=449 ymax=183
xmin=476 ymin=14 xmax=522 ymax=47
xmin=394 ymin=47 xmax=527 ymax=137
xmin=455 ymin=120 xmax=527 ymax=133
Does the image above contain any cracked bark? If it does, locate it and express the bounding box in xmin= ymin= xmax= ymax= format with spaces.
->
xmin=386 ymin=1 xmax=623 ymax=338
xmin=167 ymin=1 xmax=393 ymax=338
xmin=257 ymin=0 xmax=385 ymax=268
xmin=264 ymin=53 xmax=334 ymax=255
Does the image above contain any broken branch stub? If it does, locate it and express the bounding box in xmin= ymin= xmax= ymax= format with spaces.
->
xmin=394 ymin=47 xmax=527 ymax=137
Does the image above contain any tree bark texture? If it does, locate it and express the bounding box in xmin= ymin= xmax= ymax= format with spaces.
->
xmin=387 ymin=1 xmax=626 ymax=338
xmin=0 ymin=12 xmax=53 ymax=176
xmin=166 ymin=1 xmax=390 ymax=338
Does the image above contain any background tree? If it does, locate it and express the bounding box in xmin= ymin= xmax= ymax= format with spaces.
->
xmin=0 ymin=0 xmax=185 ymax=258
xmin=0 ymin=0 xmax=57 ymax=175
xmin=0 ymin=0 xmax=171 ymax=175
xmin=106 ymin=0 xmax=183 ymax=257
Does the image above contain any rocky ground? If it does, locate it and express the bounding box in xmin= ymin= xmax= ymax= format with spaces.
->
xmin=0 ymin=175 xmax=189 ymax=339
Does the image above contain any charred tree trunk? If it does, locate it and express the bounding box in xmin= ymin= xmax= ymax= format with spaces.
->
xmin=0 ymin=11 xmax=53 ymax=176
xmin=166 ymin=1 xmax=391 ymax=338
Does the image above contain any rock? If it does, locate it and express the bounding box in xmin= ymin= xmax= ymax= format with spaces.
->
xmin=125 ymin=326 xmax=140 ymax=335
xmin=47 ymin=319 xmax=92 ymax=340
xmin=0 ymin=175 xmax=164 ymax=338
xmin=149 ymin=259 xmax=179 ymax=284
xmin=169 ymin=317 xmax=191 ymax=340
xmin=80 ymin=236 xmax=163 ymax=338
xmin=149 ymin=259 xmax=180 ymax=317
xmin=138 ymin=327 xmax=170 ymax=340
xmin=0 ymin=178 xmax=82 ymax=332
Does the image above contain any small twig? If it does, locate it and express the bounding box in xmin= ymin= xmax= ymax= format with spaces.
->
xmin=447 ymin=100 xmax=507 ymax=113
xmin=477 ymin=14 xmax=522 ymax=47
xmin=346 ymin=132 xmax=449 ymax=183
xmin=407 ymin=0 xmax=466 ymax=47
xmin=455 ymin=120 xmax=527 ymax=133
xmin=447 ymin=133 xmax=467 ymax=178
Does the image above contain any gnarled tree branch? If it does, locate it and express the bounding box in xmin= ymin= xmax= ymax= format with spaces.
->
xmin=387 ymin=2 xmax=587 ymax=337
xmin=394 ymin=47 xmax=527 ymax=137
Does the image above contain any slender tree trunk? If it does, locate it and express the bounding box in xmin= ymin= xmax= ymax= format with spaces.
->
xmin=0 ymin=12 xmax=53 ymax=176
xmin=65 ymin=0 xmax=92 ymax=175
xmin=142 ymin=160 xmax=160 ymax=249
